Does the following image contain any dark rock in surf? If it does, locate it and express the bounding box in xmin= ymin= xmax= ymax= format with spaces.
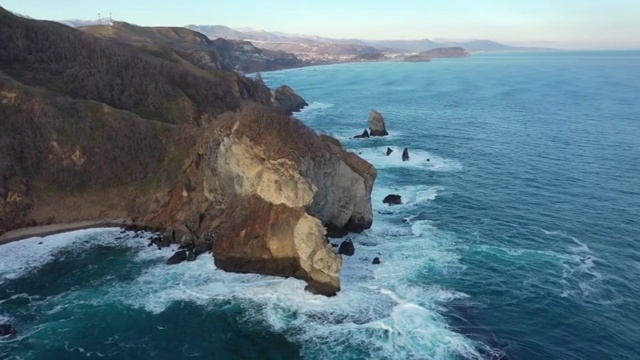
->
xmin=304 ymin=282 xmax=338 ymax=297
xmin=402 ymin=148 xmax=410 ymax=161
xmin=167 ymin=250 xmax=188 ymax=265
xmin=383 ymin=194 xmax=402 ymax=205
xmin=186 ymin=251 xmax=197 ymax=261
xmin=354 ymin=129 xmax=370 ymax=139
xmin=386 ymin=147 xmax=393 ymax=156
xmin=325 ymin=225 xmax=350 ymax=238
xmin=0 ymin=324 xmax=16 ymax=337
xmin=372 ymin=257 xmax=381 ymax=265
xmin=193 ymin=243 xmax=210 ymax=256
xmin=338 ymin=240 xmax=355 ymax=256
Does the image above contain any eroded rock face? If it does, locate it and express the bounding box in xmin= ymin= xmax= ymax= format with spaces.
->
xmin=369 ymin=110 xmax=389 ymax=136
xmin=198 ymin=107 xmax=376 ymax=294
xmin=213 ymin=195 xmax=341 ymax=295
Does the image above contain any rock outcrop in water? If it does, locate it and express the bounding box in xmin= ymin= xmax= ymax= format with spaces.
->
xmin=369 ymin=110 xmax=389 ymax=136
xmin=338 ymin=240 xmax=355 ymax=256
xmin=272 ymin=85 xmax=309 ymax=113
xmin=383 ymin=194 xmax=402 ymax=205
xmin=354 ymin=129 xmax=370 ymax=139
xmin=0 ymin=8 xmax=376 ymax=296
xmin=402 ymin=148 xmax=410 ymax=161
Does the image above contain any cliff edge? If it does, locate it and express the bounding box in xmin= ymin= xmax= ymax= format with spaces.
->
xmin=0 ymin=8 xmax=375 ymax=295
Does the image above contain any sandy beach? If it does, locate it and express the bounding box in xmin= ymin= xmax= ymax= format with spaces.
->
xmin=0 ymin=219 xmax=132 ymax=246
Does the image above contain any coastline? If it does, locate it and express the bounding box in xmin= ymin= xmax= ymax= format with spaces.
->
xmin=0 ymin=219 xmax=132 ymax=246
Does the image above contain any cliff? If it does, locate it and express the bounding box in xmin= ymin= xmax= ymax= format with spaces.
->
xmin=0 ymin=8 xmax=376 ymax=295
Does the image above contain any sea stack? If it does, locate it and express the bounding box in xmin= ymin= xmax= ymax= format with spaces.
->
xmin=368 ymin=110 xmax=389 ymax=136
xmin=402 ymin=148 xmax=410 ymax=161
xmin=271 ymin=85 xmax=309 ymax=113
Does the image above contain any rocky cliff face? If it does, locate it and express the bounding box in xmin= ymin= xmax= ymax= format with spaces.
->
xmin=0 ymin=8 xmax=375 ymax=295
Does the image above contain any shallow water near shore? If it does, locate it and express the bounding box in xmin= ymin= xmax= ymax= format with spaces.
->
xmin=2 ymin=51 xmax=640 ymax=359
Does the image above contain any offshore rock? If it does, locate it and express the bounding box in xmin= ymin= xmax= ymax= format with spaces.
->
xmin=338 ymin=240 xmax=355 ymax=256
xmin=402 ymin=148 xmax=410 ymax=161
xmin=272 ymin=85 xmax=308 ymax=113
xmin=383 ymin=194 xmax=402 ymax=205
xmin=368 ymin=110 xmax=389 ymax=136
xmin=386 ymin=147 xmax=393 ymax=156
xmin=354 ymin=129 xmax=370 ymax=139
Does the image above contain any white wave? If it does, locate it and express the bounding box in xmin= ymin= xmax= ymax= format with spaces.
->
xmin=356 ymin=146 xmax=462 ymax=172
xmin=0 ymin=182 xmax=478 ymax=359
xmin=330 ymin=129 xmax=405 ymax=143
xmin=6 ymin=218 xmax=478 ymax=359
xmin=372 ymin=185 xmax=444 ymax=212
xmin=298 ymin=101 xmax=334 ymax=114
xmin=0 ymin=228 xmax=152 ymax=283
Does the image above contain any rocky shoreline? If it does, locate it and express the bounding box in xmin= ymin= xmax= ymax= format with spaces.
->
xmin=0 ymin=8 xmax=377 ymax=298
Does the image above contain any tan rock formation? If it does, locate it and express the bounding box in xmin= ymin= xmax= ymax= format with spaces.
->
xmin=369 ymin=110 xmax=389 ymax=136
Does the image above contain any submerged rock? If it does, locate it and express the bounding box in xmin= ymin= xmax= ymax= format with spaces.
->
xmin=386 ymin=147 xmax=393 ymax=156
xmin=368 ymin=110 xmax=389 ymax=136
xmin=372 ymin=257 xmax=381 ymax=265
xmin=383 ymin=194 xmax=402 ymax=205
xmin=402 ymin=148 xmax=410 ymax=161
xmin=0 ymin=324 xmax=16 ymax=337
xmin=353 ymin=129 xmax=370 ymax=139
xmin=167 ymin=250 xmax=188 ymax=265
xmin=338 ymin=240 xmax=355 ymax=256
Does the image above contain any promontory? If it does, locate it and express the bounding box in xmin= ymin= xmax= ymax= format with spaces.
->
xmin=0 ymin=8 xmax=376 ymax=295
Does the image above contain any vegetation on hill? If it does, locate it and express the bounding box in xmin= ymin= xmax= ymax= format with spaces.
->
xmin=0 ymin=8 xmax=272 ymax=126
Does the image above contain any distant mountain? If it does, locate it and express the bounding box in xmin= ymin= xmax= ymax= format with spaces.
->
xmin=60 ymin=19 xmax=554 ymax=63
xmin=364 ymin=38 xmax=550 ymax=52
xmin=183 ymin=25 xmax=554 ymax=60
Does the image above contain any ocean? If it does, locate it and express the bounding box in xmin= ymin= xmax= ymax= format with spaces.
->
xmin=1 ymin=51 xmax=639 ymax=359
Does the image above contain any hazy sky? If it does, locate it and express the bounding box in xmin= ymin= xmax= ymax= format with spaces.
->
xmin=3 ymin=0 xmax=640 ymax=49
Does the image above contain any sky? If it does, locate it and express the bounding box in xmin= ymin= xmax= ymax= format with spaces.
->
xmin=2 ymin=0 xmax=640 ymax=49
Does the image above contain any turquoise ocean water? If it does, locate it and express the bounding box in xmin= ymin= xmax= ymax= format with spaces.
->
xmin=1 ymin=51 xmax=639 ymax=359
